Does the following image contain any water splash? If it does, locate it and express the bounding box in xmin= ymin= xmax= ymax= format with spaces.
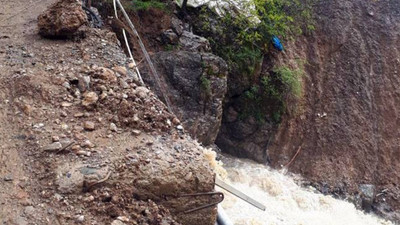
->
xmin=217 ymin=156 xmax=392 ymax=225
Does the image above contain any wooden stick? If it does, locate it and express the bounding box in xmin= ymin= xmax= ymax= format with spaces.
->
xmin=285 ymin=146 xmax=302 ymax=168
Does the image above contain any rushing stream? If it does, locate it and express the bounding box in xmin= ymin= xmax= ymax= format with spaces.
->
xmin=216 ymin=155 xmax=393 ymax=225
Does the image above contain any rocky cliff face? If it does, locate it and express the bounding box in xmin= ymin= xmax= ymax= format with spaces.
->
xmin=266 ymin=0 xmax=400 ymax=219
xmin=140 ymin=51 xmax=228 ymax=146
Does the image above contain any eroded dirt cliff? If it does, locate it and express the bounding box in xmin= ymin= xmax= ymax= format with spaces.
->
xmin=268 ymin=0 xmax=400 ymax=220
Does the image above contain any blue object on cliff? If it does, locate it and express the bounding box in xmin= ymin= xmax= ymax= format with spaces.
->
xmin=272 ymin=36 xmax=284 ymax=51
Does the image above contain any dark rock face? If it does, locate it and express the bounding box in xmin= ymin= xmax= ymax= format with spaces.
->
xmin=38 ymin=0 xmax=87 ymax=37
xmin=140 ymin=51 xmax=228 ymax=145
xmin=359 ymin=184 xmax=375 ymax=212
xmin=216 ymin=105 xmax=274 ymax=162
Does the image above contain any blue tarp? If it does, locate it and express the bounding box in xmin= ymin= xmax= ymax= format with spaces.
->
xmin=272 ymin=36 xmax=284 ymax=51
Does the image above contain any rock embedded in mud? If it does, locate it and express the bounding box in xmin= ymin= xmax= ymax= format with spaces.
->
xmin=82 ymin=92 xmax=98 ymax=106
xmin=132 ymin=129 xmax=141 ymax=136
xmin=83 ymin=121 xmax=95 ymax=131
xmin=96 ymin=67 xmax=117 ymax=82
xmin=110 ymin=123 xmax=118 ymax=132
xmin=359 ymin=184 xmax=376 ymax=212
xmin=75 ymin=215 xmax=84 ymax=223
xmin=112 ymin=66 xmax=127 ymax=76
xmin=44 ymin=142 xmax=62 ymax=151
xmin=3 ymin=175 xmax=13 ymax=182
xmin=81 ymin=139 xmax=94 ymax=148
xmin=136 ymin=86 xmax=150 ymax=99
xmin=37 ymin=0 xmax=87 ymax=38
xmin=111 ymin=220 xmax=126 ymax=225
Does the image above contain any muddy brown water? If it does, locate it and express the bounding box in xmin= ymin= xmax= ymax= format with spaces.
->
xmin=218 ymin=156 xmax=393 ymax=225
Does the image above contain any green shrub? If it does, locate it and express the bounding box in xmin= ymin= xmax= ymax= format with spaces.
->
xmin=195 ymin=0 xmax=314 ymax=77
xmin=130 ymin=0 xmax=166 ymax=11
xmin=239 ymin=64 xmax=304 ymax=123
xmin=192 ymin=0 xmax=312 ymax=123
xmin=273 ymin=65 xmax=304 ymax=99
xmin=200 ymin=75 xmax=212 ymax=96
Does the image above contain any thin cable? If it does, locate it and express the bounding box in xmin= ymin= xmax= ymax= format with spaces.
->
xmin=115 ymin=0 xmax=173 ymax=113
xmin=113 ymin=0 xmax=144 ymax=85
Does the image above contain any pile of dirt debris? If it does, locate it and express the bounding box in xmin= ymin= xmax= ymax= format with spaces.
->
xmin=0 ymin=1 xmax=217 ymax=224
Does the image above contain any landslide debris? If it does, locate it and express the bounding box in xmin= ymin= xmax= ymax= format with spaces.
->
xmin=38 ymin=0 xmax=87 ymax=37
xmin=0 ymin=0 xmax=217 ymax=224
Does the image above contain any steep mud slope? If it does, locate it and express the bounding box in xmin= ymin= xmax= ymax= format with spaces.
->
xmin=0 ymin=1 xmax=217 ymax=224
xmin=268 ymin=0 xmax=400 ymax=219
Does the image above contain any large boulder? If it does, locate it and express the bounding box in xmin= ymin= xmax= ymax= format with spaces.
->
xmin=38 ymin=0 xmax=87 ymax=37
xmin=140 ymin=51 xmax=228 ymax=145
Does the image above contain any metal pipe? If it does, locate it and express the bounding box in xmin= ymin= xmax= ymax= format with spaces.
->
xmin=217 ymin=205 xmax=234 ymax=225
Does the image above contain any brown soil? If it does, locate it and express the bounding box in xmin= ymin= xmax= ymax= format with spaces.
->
xmin=268 ymin=0 xmax=400 ymax=221
xmin=0 ymin=1 xmax=216 ymax=225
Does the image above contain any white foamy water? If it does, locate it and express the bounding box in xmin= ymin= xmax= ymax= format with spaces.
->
xmin=218 ymin=156 xmax=393 ymax=225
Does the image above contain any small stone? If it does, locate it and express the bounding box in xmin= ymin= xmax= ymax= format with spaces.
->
xmin=110 ymin=123 xmax=118 ymax=132
xmin=74 ymin=113 xmax=84 ymax=118
xmin=83 ymin=121 xmax=95 ymax=131
xmin=54 ymin=193 xmax=63 ymax=201
xmin=61 ymin=123 xmax=69 ymax=130
xmin=100 ymin=92 xmax=108 ymax=100
xmin=176 ymin=125 xmax=183 ymax=130
xmin=133 ymin=114 xmax=139 ymax=122
xmin=117 ymin=216 xmax=129 ymax=222
xmin=33 ymin=123 xmax=44 ymax=129
xmin=76 ymin=150 xmax=90 ymax=157
xmin=21 ymin=104 xmax=32 ymax=115
xmin=74 ymin=125 xmax=84 ymax=132
xmin=172 ymin=117 xmax=180 ymax=125
xmin=74 ymin=133 xmax=86 ymax=140
xmin=128 ymin=63 xmax=135 ymax=69
xmin=81 ymin=140 xmax=94 ymax=148
xmin=185 ymin=172 xmax=193 ymax=180
xmin=71 ymin=145 xmax=81 ymax=151
xmin=61 ymin=102 xmax=72 ymax=107
xmin=4 ymin=175 xmax=13 ymax=182
xmin=75 ymin=215 xmax=84 ymax=223
xmin=52 ymin=136 xmax=60 ymax=142
xmin=112 ymin=66 xmax=127 ymax=76
xmin=44 ymin=142 xmax=62 ymax=151
xmin=24 ymin=206 xmax=35 ymax=216
xmin=63 ymin=81 xmax=71 ymax=89
xmin=111 ymin=220 xmax=126 ymax=225
xmin=97 ymin=67 xmax=117 ymax=82
xmin=83 ymin=195 xmax=94 ymax=202
xmin=82 ymin=92 xmax=98 ymax=106
xmin=120 ymin=79 xmax=130 ymax=89
xmin=132 ymin=129 xmax=141 ymax=136
xmin=136 ymin=87 xmax=149 ymax=99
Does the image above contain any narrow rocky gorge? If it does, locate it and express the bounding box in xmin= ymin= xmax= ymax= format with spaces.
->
xmin=2 ymin=0 xmax=400 ymax=224
xmin=99 ymin=0 xmax=400 ymax=222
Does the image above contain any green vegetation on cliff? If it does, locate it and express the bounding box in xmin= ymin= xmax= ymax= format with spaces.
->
xmin=129 ymin=0 xmax=167 ymax=11
xmin=193 ymin=0 xmax=313 ymax=123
